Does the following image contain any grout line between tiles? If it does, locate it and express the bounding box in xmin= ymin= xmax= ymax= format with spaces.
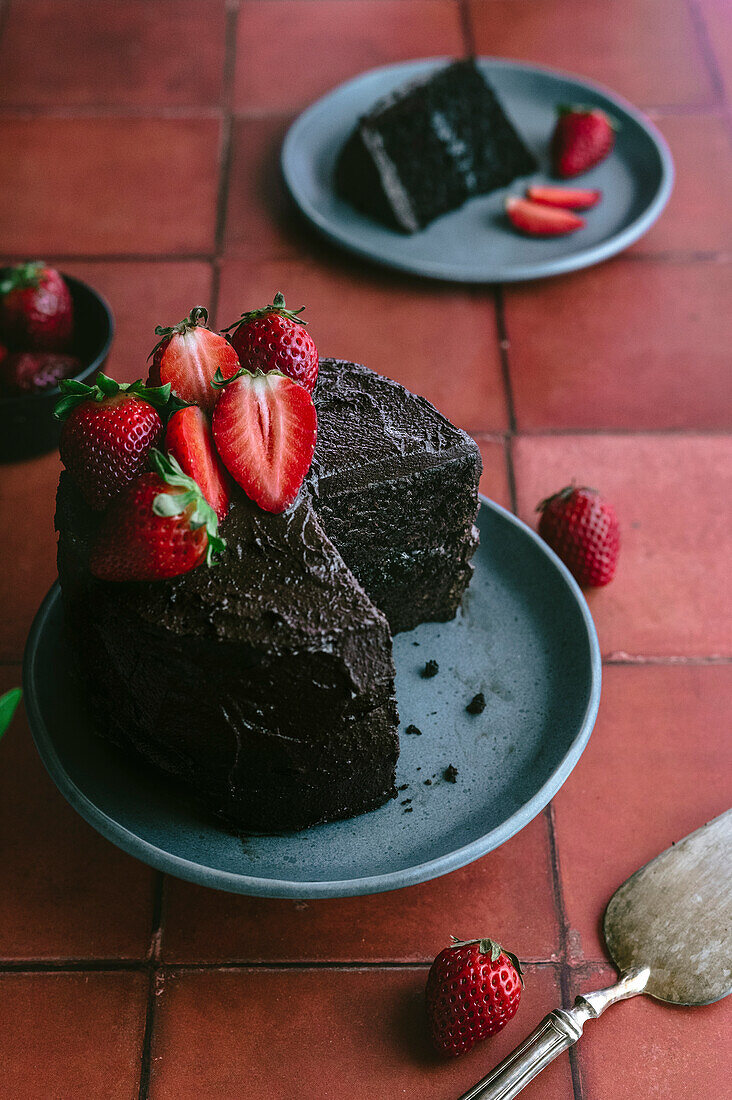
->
xmin=211 ymin=2 xmax=239 ymax=325
xmin=544 ymin=803 xmax=585 ymax=1100
xmin=458 ymin=0 xmax=475 ymax=57
xmin=685 ymin=0 xmax=727 ymax=107
xmin=493 ymin=286 xmax=516 ymax=435
xmin=136 ymin=873 xmax=165 ymax=1100
xmin=0 ymin=958 xmax=560 ymax=974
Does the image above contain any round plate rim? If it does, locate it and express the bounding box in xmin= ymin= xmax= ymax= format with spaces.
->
xmin=23 ymin=496 xmax=601 ymax=899
xmin=281 ymin=55 xmax=674 ymax=283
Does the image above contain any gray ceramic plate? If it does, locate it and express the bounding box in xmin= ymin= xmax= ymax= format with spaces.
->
xmin=24 ymin=498 xmax=600 ymax=899
xmin=281 ymin=57 xmax=674 ymax=282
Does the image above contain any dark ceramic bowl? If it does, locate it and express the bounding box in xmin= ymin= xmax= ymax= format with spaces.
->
xmin=0 ymin=273 xmax=114 ymax=461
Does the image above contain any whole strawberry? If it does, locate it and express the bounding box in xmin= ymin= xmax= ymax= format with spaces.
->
xmin=537 ymin=485 xmax=620 ymax=587
xmin=551 ymin=106 xmax=615 ymax=179
xmin=223 ymin=292 xmax=318 ymax=394
xmin=56 ymin=374 xmax=170 ymax=511
xmin=90 ymin=451 xmax=225 ymax=582
xmin=426 ymin=936 xmax=523 ymax=1057
xmin=0 ymin=262 xmax=73 ymax=351
xmin=148 ymin=306 xmax=240 ymax=414
xmin=0 ymin=351 xmax=81 ymax=396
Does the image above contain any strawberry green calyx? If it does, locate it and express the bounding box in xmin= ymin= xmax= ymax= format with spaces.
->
xmin=54 ymin=374 xmax=172 ymax=421
xmin=148 ymin=306 xmax=210 ymax=361
xmin=0 ymin=261 xmax=46 ymax=296
xmin=149 ymin=450 xmax=226 ymax=567
xmin=449 ymin=936 xmax=524 ymax=984
xmin=536 ymin=484 xmax=598 ymax=512
xmin=221 ymin=291 xmax=306 ymax=336
xmin=210 ymin=365 xmax=290 ymax=388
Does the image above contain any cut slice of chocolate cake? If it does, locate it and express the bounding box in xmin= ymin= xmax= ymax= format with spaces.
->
xmin=336 ymin=59 xmax=537 ymax=232
xmin=57 ymin=476 xmax=399 ymax=832
xmin=55 ymin=360 xmax=481 ymax=831
xmin=311 ymin=359 xmax=481 ymax=632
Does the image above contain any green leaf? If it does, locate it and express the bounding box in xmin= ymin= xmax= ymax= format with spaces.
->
xmin=0 ymin=688 xmax=22 ymax=741
xmin=53 ymin=374 xmax=172 ymax=421
xmin=148 ymin=306 xmax=210 ymax=361
xmin=152 ymin=492 xmax=190 ymax=518
xmin=147 ymin=449 xmax=226 ymax=568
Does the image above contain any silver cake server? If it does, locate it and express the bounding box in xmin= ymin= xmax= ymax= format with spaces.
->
xmin=458 ymin=808 xmax=732 ymax=1100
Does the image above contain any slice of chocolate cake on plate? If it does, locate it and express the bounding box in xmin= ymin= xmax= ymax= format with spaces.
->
xmin=336 ymin=59 xmax=537 ymax=232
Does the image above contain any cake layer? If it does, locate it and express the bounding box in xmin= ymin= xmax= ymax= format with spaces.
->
xmin=336 ymin=59 xmax=537 ymax=232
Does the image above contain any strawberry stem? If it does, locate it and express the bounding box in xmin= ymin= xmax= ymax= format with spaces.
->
xmin=148 ymin=306 xmax=210 ymax=360
xmin=221 ymin=291 xmax=307 ymax=336
xmin=449 ymin=936 xmax=524 ymax=985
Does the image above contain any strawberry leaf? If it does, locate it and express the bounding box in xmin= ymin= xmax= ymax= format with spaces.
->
xmin=221 ymin=291 xmax=307 ymax=336
xmin=0 ymin=687 xmax=22 ymax=741
xmin=149 ymin=449 xmax=225 ymax=566
xmin=0 ymin=261 xmax=45 ymax=296
xmin=54 ymin=374 xmax=172 ymax=420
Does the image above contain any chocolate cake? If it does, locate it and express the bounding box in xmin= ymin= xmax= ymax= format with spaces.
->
xmin=336 ymin=59 xmax=537 ymax=233
xmin=56 ymin=359 xmax=481 ymax=831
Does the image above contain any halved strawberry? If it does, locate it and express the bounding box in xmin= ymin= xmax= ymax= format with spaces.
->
xmin=165 ymin=405 xmax=231 ymax=521
xmin=526 ymin=185 xmax=601 ymax=210
xmin=506 ymin=197 xmax=585 ymax=237
xmin=148 ymin=307 xmax=240 ymax=414
xmin=211 ymin=368 xmax=317 ymax=514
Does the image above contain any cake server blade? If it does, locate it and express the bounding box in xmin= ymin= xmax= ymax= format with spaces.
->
xmin=458 ymin=808 xmax=732 ymax=1100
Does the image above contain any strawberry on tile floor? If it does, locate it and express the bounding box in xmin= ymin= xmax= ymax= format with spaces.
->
xmin=0 ymin=1 xmax=730 ymax=1097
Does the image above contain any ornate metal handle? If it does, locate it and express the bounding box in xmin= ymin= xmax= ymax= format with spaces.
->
xmin=457 ymin=967 xmax=650 ymax=1100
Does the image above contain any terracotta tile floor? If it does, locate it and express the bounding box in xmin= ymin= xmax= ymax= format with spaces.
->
xmin=0 ymin=1 xmax=730 ymax=1096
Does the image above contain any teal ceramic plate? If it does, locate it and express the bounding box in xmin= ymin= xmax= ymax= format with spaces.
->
xmin=24 ymin=498 xmax=600 ymax=899
xmin=281 ymin=57 xmax=673 ymax=282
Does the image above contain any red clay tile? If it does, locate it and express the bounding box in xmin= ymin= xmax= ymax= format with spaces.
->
xmin=0 ymin=971 xmax=147 ymax=1099
xmin=570 ymin=963 xmax=732 ymax=1099
xmin=218 ymin=258 xmax=507 ymax=434
xmin=630 ymin=114 xmax=732 ymax=254
xmin=163 ymin=813 xmax=558 ymax=964
xmin=225 ymin=115 xmax=308 ymax=259
xmin=1 ymin=453 xmax=62 ymax=662
xmin=552 ymin=665 xmax=732 ymax=961
xmin=512 ymin=434 xmax=732 ymax=657
xmin=0 ymin=666 xmax=155 ymax=960
xmin=469 ymin=0 xmax=713 ymax=108
xmin=697 ymin=0 xmax=732 ymax=100
xmin=234 ymin=0 xmax=465 ymax=111
xmin=149 ymin=965 xmax=572 ymax=1099
xmin=504 ymin=259 xmax=732 ymax=431
xmin=0 ymin=0 xmax=226 ymax=108
xmin=0 ymin=117 xmax=220 ymax=255
xmin=61 ymin=261 xmax=215 ymax=382
xmin=477 ymin=435 xmax=512 ymax=510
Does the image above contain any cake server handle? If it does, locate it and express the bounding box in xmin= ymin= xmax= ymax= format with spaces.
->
xmin=456 ymin=967 xmax=649 ymax=1100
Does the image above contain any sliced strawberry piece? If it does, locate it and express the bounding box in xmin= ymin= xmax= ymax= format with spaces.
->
xmin=165 ymin=405 xmax=231 ymax=521
xmin=212 ymin=369 xmax=317 ymax=514
xmin=148 ymin=307 xmax=240 ymax=414
xmin=506 ymin=197 xmax=585 ymax=237
xmin=526 ymin=185 xmax=601 ymax=210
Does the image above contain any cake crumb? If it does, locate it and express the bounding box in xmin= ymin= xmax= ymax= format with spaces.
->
xmin=444 ymin=764 xmax=459 ymax=783
xmin=404 ymin=806 xmax=413 ymax=813
xmin=412 ymin=641 xmax=420 ymax=646
xmin=401 ymin=798 xmax=412 ymax=806
xmin=397 ymin=782 xmax=409 ymax=791
xmin=421 ymin=659 xmax=439 ymax=678
xmin=466 ymin=692 xmax=486 ymax=715
xmin=405 ymin=724 xmax=422 ymax=736
xmin=424 ymin=779 xmax=432 ymax=786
